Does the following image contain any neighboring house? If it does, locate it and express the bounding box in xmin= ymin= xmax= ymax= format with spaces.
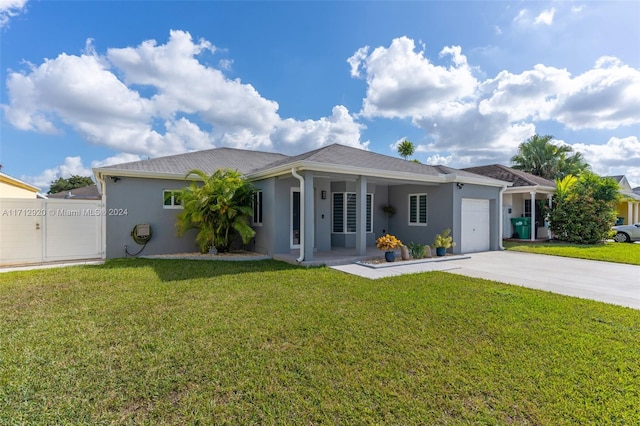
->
xmin=93 ymin=144 xmax=510 ymax=261
xmin=48 ymin=184 xmax=102 ymax=200
xmin=462 ymin=164 xmax=555 ymax=240
xmin=607 ymin=175 xmax=640 ymax=225
xmin=0 ymin=171 xmax=41 ymax=199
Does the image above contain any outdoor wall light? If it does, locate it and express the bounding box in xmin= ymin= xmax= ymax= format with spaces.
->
xmin=321 ymin=190 xmax=327 ymax=199
xmin=110 ymin=176 xmax=122 ymax=183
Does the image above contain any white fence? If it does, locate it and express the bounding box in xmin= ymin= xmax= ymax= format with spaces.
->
xmin=0 ymin=198 xmax=103 ymax=266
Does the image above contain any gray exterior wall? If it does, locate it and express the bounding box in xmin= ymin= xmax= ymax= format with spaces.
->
xmin=103 ymin=177 xmax=199 ymax=258
xmin=250 ymin=177 xmax=276 ymax=256
xmin=388 ymin=183 xmax=454 ymax=252
xmin=388 ymin=182 xmax=502 ymax=254
xmin=273 ymin=176 xmax=298 ymax=254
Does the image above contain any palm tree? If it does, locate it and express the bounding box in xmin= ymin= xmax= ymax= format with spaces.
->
xmin=397 ymin=139 xmax=416 ymax=161
xmin=511 ymin=134 xmax=589 ymax=180
xmin=176 ymin=169 xmax=256 ymax=253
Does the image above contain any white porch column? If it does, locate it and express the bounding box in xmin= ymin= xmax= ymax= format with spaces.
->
xmin=634 ymin=202 xmax=639 ymax=224
xmin=355 ymin=176 xmax=367 ymax=256
xmin=303 ymin=171 xmax=315 ymax=261
xmin=628 ymin=202 xmax=633 ymax=225
xmin=547 ymin=194 xmax=553 ymax=239
xmin=530 ymin=191 xmax=536 ymax=241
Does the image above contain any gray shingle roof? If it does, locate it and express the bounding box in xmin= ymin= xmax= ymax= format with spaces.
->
xmin=261 ymin=144 xmax=447 ymax=177
xmin=48 ymin=184 xmax=101 ymax=199
xmin=462 ymin=164 xmax=555 ymax=188
xmin=96 ymin=147 xmax=288 ymax=176
xmin=95 ymin=143 xmax=503 ymax=186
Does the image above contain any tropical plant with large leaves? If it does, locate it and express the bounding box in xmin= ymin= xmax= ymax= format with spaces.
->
xmin=548 ymin=173 xmax=619 ymax=244
xmin=511 ymin=134 xmax=590 ymax=180
xmin=176 ymin=169 xmax=256 ymax=253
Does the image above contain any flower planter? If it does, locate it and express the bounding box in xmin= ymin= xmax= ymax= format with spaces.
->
xmin=384 ymin=251 xmax=396 ymax=262
xmin=435 ymin=247 xmax=446 ymax=257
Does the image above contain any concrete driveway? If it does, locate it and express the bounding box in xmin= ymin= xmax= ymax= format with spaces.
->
xmin=333 ymin=251 xmax=640 ymax=309
xmin=446 ymin=251 xmax=640 ymax=310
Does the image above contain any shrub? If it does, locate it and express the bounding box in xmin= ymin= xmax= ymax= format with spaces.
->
xmin=548 ymin=173 xmax=619 ymax=244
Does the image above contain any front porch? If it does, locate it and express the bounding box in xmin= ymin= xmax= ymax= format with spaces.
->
xmin=273 ymin=246 xmax=383 ymax=267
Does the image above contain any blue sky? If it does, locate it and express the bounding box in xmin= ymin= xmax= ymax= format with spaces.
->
xmin=1 ymin=0 xmax=639 ymax=191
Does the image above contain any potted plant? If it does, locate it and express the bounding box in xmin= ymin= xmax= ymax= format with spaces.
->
xmin=376 ymin=234 xmax=402 ymax=262
xmin=382 ymin=204 xmax=396 ymax=217
xmin=433 ymin=228 xmax=455 ymax=256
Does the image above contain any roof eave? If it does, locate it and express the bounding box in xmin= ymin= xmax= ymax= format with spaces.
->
xmin=504 ymin=185 xmax=556 ymax=194
xmin=93 ymin=168 xmax=202 ymax=182
xmin=248 ymin=161 xmax=510 ymax=187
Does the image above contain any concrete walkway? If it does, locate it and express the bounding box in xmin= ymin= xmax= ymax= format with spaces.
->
xmin=0 ymin=259 xmax=104 ymax=273
xmin=332 ymin=251 xmax=640 ymax=310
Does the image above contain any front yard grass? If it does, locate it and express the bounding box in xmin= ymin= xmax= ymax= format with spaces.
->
xmin=504 ymin=240 xmax=640 ymax=265
xmin=1 ymin=259 xmax=639 ymax=424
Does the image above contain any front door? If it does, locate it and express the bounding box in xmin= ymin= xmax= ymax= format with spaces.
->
xmin=291 ymin=188 xmax=300 ymax=248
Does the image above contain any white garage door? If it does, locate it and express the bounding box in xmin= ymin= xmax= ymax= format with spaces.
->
xmin=461 ymin=198 xmax=490 ymax=253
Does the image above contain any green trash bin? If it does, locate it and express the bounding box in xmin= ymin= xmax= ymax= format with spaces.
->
xmin=510 ymin=217 xmax=531 ymax=239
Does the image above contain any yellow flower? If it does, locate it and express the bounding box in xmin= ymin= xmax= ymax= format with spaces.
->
xmin=376 ymin=234 xmax=402 ymax=251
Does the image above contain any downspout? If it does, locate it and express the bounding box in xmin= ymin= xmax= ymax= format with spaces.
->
xmin=291 ymin=168 xmax=304 ymax=263
xmin=95 ymin=172 xmax=107 ymax=259
xmin=499 ymin=185 xmax=507 ymax=250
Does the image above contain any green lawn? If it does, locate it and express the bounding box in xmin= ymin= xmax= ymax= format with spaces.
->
xmin=504 ymin=240 xmax=640 ymax=265
xmin=1 ymin=259 xmax=639 ymax=424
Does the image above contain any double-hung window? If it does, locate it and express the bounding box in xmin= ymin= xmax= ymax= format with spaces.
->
xmin=408 ymin=193 xmax=428 ymax=225
xmin=163 ymin=190 xmax=182 ymax=209
xmin=253 ymin=190 xmax=263 ymax=225
xmin=332 ymin=192 xmax=373 ymax=233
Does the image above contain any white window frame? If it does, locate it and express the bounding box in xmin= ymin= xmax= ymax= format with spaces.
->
xmin=332 ymin=192 xmax=373 ymax=234
xmin=408 ymin=193 xmax=428 ymax=226
xmin=163 ymin=190 xmax=183 ymax=209
xmin=252 ymin=190 xmax=263 ymax=226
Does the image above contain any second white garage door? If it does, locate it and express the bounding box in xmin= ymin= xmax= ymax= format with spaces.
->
xmin=461 ymin=198 xmax=490 ymax=253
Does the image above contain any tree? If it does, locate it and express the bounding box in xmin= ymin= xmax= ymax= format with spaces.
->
xmin=48 ymin=175 xmax=94 ymax=194
xmin=548 ymin=172 xmax=619 ymax=244
xmin=397 ymin=139 xmax=416 ymax=161
xmin=176 ymin=169 xmax=256 ymax=253
xmin=511 ymin=134 xmax=590 ymax=180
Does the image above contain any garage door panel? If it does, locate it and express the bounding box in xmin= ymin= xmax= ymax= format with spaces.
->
xmin=461 ymin=198 xmax=490 ymax=253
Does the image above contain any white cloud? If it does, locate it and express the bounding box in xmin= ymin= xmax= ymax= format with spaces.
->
xmin=350 ymin=37 xmax=640 ymax=167
xmin=20 ymin=153 xmax=143 ymax=191
xmin=571 ymin=5 xmax=584 ymax=15
xmin=91 ymin=153 xmax=143 ymax=168
xmin=0 ymin=0 xmax=27 ymax=27
xmin=513 ymin=9 xmax=530 ymax=25
xmin=552 ymin=57 xmax=640 ymax=130
xmin=347 ymin=37 xmax=477 ymax=119
xmin=271 ymin=105 xmax=368 ymax=153
xmin=20 ymin=156 xmax=93 ymax=190
xmin=571 ymin=136 xmax=640 ymax=187
xmin=534 ymin=8 xmax=556 ymax=26
xmin=425 ymin=154 xmax=453 ymax=166
xmin=2 ymin=30 xmax=367 ymax=162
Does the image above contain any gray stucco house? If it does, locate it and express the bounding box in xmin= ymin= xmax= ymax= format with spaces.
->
xmin=94 ymin=144 xmax=509 ymax=261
